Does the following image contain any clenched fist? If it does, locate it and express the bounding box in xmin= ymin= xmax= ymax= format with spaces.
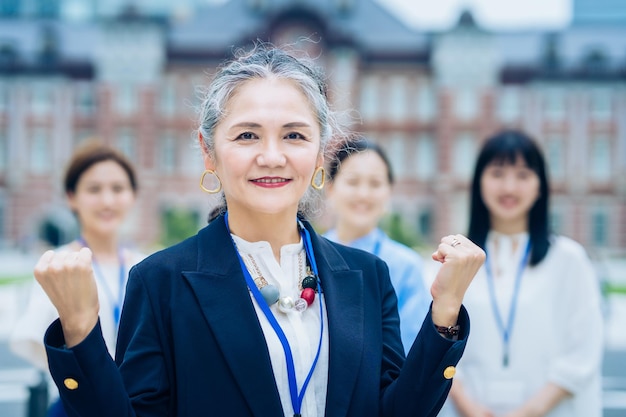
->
xmin=34 ymin=247 xmax=100 ymax=348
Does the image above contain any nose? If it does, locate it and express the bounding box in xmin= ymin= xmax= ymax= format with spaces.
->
xmin=100 ymin=188 xmax=117 ymax=206
xmin=501 ymin=173 xmax=518 ymax=192
xmin=256 ymin=138 xmax=287 ymax=167
xmin=355 ymin=183 xmax=371 ymax=198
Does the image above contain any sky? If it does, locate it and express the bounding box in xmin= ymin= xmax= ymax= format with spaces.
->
xmin=380 ymin=0 xmax=572 ymax=31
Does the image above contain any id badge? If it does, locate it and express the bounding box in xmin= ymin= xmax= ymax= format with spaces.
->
xmin=485 ymin=380 xmax=525 ymax=414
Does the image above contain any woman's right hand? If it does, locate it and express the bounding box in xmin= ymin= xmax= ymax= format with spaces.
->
xmin=34 ymin=247 xmax=100 ymax=348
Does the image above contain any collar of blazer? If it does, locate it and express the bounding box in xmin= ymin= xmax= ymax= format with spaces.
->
xmin=183 ymin=215 xmax=367 ymax=416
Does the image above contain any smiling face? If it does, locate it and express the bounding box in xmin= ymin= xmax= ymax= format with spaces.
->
xmin=202 ymin=77 xmax=322 ymax=220
xmin=326 ymin=150 xmax=391 ymax=238
xmin=67 ymin=160 xmax=136 ymax=238
xmin=480 ymin=155 xmax=540 ymax=233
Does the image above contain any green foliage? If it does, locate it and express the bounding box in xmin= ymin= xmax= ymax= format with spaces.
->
xmin=0 ymin=275 xmax=32 ymax=286
xmin=161 ymin=208 xmax=200 ymax=247
xmin=379 ymin=212 xmax=422 ymax=249
xmin=605 ymin=284 xmax=626 ymax=295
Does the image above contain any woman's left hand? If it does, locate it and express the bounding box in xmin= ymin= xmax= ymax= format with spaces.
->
xmin=430 ymin=234 xmax=485 ymax=327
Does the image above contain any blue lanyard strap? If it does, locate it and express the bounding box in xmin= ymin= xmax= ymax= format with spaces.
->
xmin=485 ymin=239 xmax=531 ymax=367
xmin=78 ymin=237 xmax=126 ymax=329
xmin=225 ymin=213 xmax=324 ymax=416
xmin=372 ymin=236 xmax=382 ymax=258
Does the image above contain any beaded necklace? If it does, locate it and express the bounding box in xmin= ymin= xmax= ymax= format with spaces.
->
xmin=225 ymin=212 xmax=324 ymax=417
xmin=243 ymin=246 xmax=318 ymax=313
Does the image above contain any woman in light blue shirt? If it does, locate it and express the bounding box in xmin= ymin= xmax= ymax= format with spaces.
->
xmin=324 ymin=138 xmax=431 ymax=353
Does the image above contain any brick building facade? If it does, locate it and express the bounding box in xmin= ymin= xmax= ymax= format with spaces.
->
xmin=0 ymin=0 xmax=624 ymax=255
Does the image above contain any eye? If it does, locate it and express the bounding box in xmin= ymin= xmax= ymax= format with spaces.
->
xmin=370 ymin=179 xmax=385 ymax=189
xmin=485 ymin=167 xmax=503 ymax=178
xmin=112 ymin=184 xmax=128 ymax=193
xmin=517 ymin=169 xmax=534 ymax=180
xmin=285 ymin=132 xmax=306 ymax=140
xmin=236 ymin=132 xmax=257 ymax=140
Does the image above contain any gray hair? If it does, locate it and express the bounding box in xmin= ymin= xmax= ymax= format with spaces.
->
xmin=197 ymin=43 xmax=347 ymax=219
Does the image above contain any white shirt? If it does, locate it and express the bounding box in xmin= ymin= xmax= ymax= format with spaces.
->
xmin=232 ymin=235 xmax=329 ymax=417
xmin=439 ymin=232 xmax=603 ymax=417
xmin=9 ymin=246 xmax=145 ymax=370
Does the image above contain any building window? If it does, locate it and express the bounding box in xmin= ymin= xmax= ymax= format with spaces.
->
xmin=498 ymin=87 xmax=522 ymax=123
xmin=0 ymin=0 xmax=19 ymax=16
xmin=116 ymin=83 xmax=137 ymax=115
xmin=549 ymin=210 xmax=563 ymax=235
xmin=181 ymin=138 xmax=202 ymax=176
xmin=30 ymin=128 xmax=51 ymax=173
xmin=359 ymin=76 xmax=379 ymax=121
xmin=386 ymin=133 xmax=406 ymax=178
xmin=545 ymin=136 xmax=565 ymax=181
xmin=30 ymin=83 xmax=53 ymax=115
xmin=387 ymin=76 xmax=407 ymax=122
xmin=160 ymin=134 xmax=177 ymax=174
xmin=589 ymin=88 xmax=612 ymax=121
xmin=160 ymin=78 xmax=177 ymax=116
xmin=589 ymin=136 xmax=611 ymax=182
xmin=418 ymin=209 xmax=433 ymax=240
xmin=0 ymin=82 xmax=7 ymax=112
xmin=591 ymin=210 xmax=608 ymax=247
xmin=415 ymin=84 xmax=436 ymax=121
xmin=414 ymin=133 xmax=436 ymax=180
xmin=36 ymin=0 xmax=60 ymax=17
xmin=453 ymin=132 xmax=476 ymax=179
xmin=543 ymin=88 xmax=566 ymax=120
xmin=454 ymin=88 xmax=477 ymax=120
xmin=0 ymin=128 xmax=7 ymax=171
xmin=73 ymin=129 xmax=97 ymax=147
xmin=117 ymin=129 xmax=136 ymax=160
xmin=74 ymin=84 xmax=96 ymax=116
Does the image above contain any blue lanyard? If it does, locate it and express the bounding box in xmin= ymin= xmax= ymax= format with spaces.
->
xmin=371 ymin=233 xmax=382 ymax=257
xmin=224 ymin=213 xmax=324 ymax=417
xmin=485 ymin=239 xmax=531 ymax=367
xmin=78 ymin=237 xmax=126 ymax=330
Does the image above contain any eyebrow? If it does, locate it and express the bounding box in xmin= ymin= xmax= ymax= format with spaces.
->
xmin=230 ymin=122 xmax=312 ymax=129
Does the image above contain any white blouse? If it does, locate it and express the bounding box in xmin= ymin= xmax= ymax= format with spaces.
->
xmin=232 ymin=235 xmax=330 ymax=417
xmin=440 ymin=232 xmax=604 ymax=417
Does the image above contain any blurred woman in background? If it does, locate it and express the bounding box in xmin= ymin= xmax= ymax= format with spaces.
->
xmin=443 ymin=129 xmax=603 ymax=417
xmin=324 ymin=137 xmax=431 ymax=353
xmin=10 ymin=140 xmax=145 ymax=417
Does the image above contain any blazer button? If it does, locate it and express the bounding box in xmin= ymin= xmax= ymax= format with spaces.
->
xmin=443 ymin=366 xmax=456 ymax=380
xmin=64 ymin=378 xmax=79 ymax=390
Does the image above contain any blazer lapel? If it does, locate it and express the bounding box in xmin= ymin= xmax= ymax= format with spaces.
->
xmin=307 ymin=226 xmax=365 ymax=417
xmin=183 ymin=219 xmax=284 ymax=417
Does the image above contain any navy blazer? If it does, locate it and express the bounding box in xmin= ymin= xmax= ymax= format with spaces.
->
xmin=45 ymin=216 xmax=469 ymax=417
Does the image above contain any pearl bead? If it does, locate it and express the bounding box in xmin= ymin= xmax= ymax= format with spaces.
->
xmin=278 ymin=296 xmax=295 ymax=313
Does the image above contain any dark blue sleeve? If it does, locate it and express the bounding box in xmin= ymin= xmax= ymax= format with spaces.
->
xmin=45 ymin=319 xmax=137 ymax=417
xmin=44 ymin=267 xmax=170 ymax=417
xmin=381 ymin=300 xmax=470 ymax=417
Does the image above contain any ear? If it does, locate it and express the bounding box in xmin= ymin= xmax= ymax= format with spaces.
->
xmin=198 ymin=131 xmax=215 ymax=171
xmin=316 ymin=153 xmax=324 ymax=171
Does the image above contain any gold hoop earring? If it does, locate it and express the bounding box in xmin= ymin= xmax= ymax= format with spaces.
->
xmin=199 ymin=169 xmax=222 ymax=194
xmin=311 ymin=166 xmax=326 ymax=190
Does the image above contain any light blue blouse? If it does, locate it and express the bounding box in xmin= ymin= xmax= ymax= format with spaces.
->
xmin=324 ymin=228 xmax=431 ymax=353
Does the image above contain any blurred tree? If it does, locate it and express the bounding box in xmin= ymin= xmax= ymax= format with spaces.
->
xmin=160 ymin=208 xmax=200 ymax=247
xmin=380 ymin=212 xmax=422 ymax=250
